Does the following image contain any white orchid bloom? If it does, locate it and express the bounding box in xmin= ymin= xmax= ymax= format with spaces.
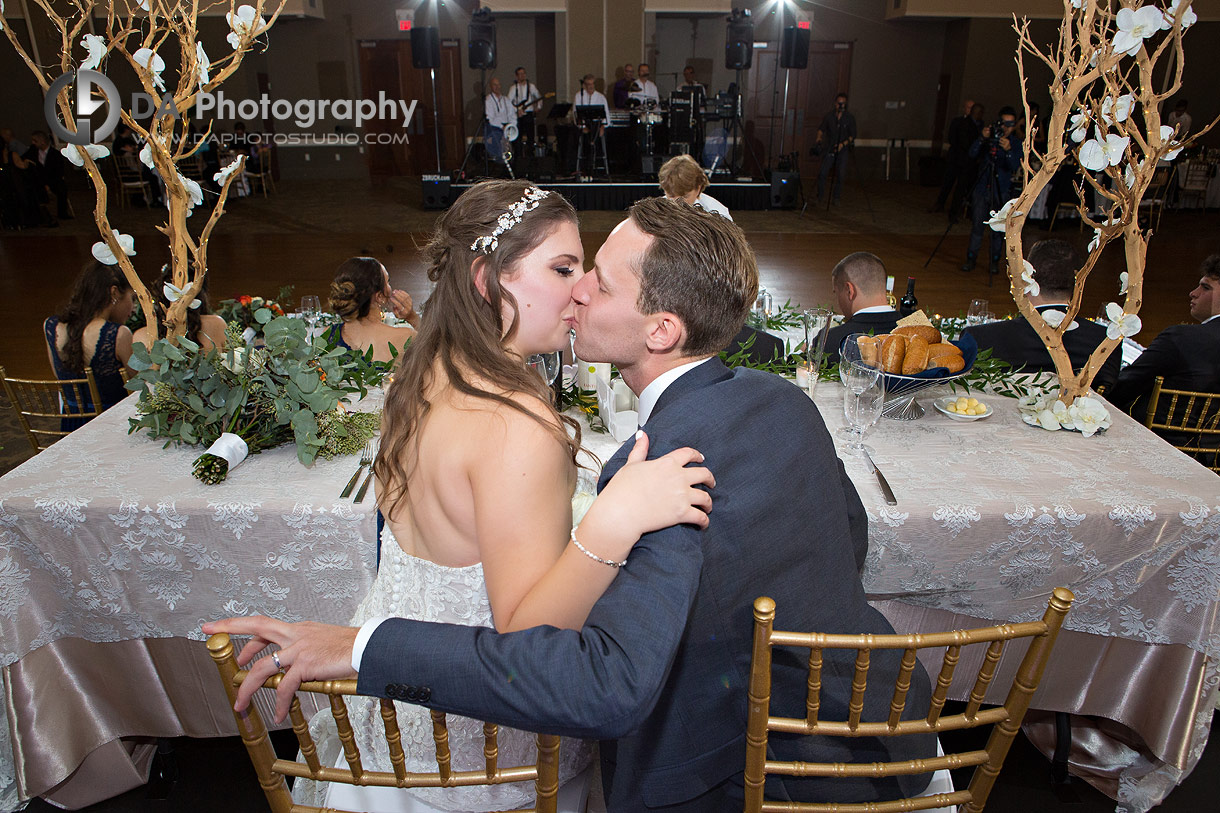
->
xmin=1100 ymin=94 xmax=1134 ymax=126
xmin=986 ymin=199 xmax=1022 ymax=233
xmin=91 ymin=230 xmax=136 ymax=265
xmin=166 ymin=172 xmax=205 ymax=216
xmin=60 ymin=143 xmax=110 ymax=167
xmin=1088 ymin=228 xmax=1102 ymax=253
xmin=1124 ymin=161 xmax=1136 ymax=189
xmin=1159 ymin=125 xmax=1184 ymax=160
xmin=1164 ymin=0 xmax=1197 ymax=30
xmin=1 ymin=0 xmax=5 ymax=32
xmin=197 ymin=42 xmax=211 ymax=87
xmin=1040 ymin=309 xmax=1079 ymax=332
xmin=163 ymin=282 xmax=202 ymax=310
xmin=226 ymin=4 xmax=260 ymax=49
xmin=80 ymin=34 xmax=107 ymax=71
xmin=1104 ymin=302 xmax=1142 ymax=340
xmin=139 ymin=142 xmax=155 ymax=169
xmin=1070 ymin=0 xmax=1083 ymax=8
xmin=1069 ymin=111 xmax=1090 ymax=143
xmin=1119 ymin=271 xmax=1129 ymax=295
xmin=1067 ymin=397 xmax=1111 ymax=437
xmin=138 ymin=0 xmax=150 ymax=10
xmin=133 ymin=47 xmax=166 ymax=91
xmin=1078 ymin=128 xmax=1129 ymax=172
xmin=214 ymin=158 xmax=243 ymax=185
xmin=1021 ymin=260 xmax=1040 ymax=297
xmin=1112 ymin=5 xmax=1166 ymax=57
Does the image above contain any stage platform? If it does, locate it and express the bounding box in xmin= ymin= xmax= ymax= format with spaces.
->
xmin=450 ymin=179 xmax=773 ymax=211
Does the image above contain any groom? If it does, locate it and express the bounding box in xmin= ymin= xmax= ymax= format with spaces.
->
xmin=207 ymin=198 xmax=935 ymax=809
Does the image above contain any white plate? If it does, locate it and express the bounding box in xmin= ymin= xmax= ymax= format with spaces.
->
xmin=933 ymin=396 xmax=992 ymax=422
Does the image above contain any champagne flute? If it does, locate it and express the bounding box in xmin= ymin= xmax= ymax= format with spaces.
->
xmin=526 ymin=351 xmax=562 ymax=385
xmin=801 ymin=307 xmax=833 ymax=399
xmin=842 ymin=365 xmax=885 ymax=457
xmin=300 ymin=295 xmax=321 ymax=338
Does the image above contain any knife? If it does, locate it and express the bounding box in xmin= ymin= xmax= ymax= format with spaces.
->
xmin=353 ymin=469 xmax=375 ymax=504
xmin=861 ymin=449 xmax=898 ymax=505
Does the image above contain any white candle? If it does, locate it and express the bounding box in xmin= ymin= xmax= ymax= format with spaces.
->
xmin=795 ymin=365 xmax=812 ymax=389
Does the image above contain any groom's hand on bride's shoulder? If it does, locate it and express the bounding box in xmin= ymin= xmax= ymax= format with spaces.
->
xmin=202 ymin=616 xmax=359 ymax=723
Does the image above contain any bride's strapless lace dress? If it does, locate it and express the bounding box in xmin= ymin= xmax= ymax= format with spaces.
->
xmin=293 ymin=525 xmax=594 ymax=812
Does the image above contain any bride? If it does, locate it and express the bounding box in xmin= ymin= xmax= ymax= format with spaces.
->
xmin=294 ymin=180 xmax=714 ymax=813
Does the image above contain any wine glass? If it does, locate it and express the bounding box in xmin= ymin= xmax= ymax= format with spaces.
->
xmin=838 ymin=333 xmax=875 ymax=385
xmin=300 ymin=295 xmax=321 ymax=337
xmin=842 ymin=364 xmax=885 ymax=457
xmin=967 ymin=299 xmax=989 ymax=327
xmin=527 ymin=351 xmax=562 ymax=385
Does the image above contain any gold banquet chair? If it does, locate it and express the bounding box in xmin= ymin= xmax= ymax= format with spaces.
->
xmin=744 ymin=588 xmax=1074 ymax=813
xmin=206 ymin=633 xmax=562 ymax=813
xmin=1 ymin=365 xmax=103 ymax=452
xmin=1144 ymin=376 xmax=1220 ymax=472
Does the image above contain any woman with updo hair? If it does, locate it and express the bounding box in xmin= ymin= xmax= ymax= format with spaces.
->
xmin=44 ymin=261 xmax=135 ymax=428
xmin=295 ymin=180 xmax=712 ymax=813
xmin=132 ymin=263 xmax=228 ymax=355
xmin=658 ymin=153 xmax=733 ymax=220
xmin=325 ymin=257 xmax=418 ymax=363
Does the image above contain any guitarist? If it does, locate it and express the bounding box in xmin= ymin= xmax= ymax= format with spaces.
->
xmin=509 ymin=67 xmax=543 ymax=176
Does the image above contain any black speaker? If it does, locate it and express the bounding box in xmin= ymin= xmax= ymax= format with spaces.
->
xmin=411 ymin=27 xmax=440 ymax=69
xmin=770 ymin=172 xmax=798 ymax=208
xmin=780 ymin=26 xmax=809 ymax=70
xmin=468 ymin=14 xmax=496 ymax=69
xmin=726 ymin=20 xmax=753 ymax=70
xmin=422 ymin=175 xmax=451 ymax=209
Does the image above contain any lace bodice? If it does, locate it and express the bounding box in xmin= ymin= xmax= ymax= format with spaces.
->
xmin=295 ymin=527 xmax=593 ymax=812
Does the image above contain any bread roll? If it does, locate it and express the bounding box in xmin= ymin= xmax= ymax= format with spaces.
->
xmin=894 ymin=325 xmax=942 ymax=346
xmin=857 ymin=336 xmax=882 ymax=366
xmin=880 ymin=334 xmax=907 ymax=374
xmin=925 ymin=342 xmax=962 ymax=357
xmin=902 ymin=335 xmax=930 ymax=375
xmin=927 ymin=348 xmax=966 ymax=373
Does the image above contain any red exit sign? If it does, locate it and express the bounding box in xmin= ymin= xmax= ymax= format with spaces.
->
xmin=797 ymin=21 xmax=811 ymax=30
xmin=399 ymin=20 xmax=412 ymax=31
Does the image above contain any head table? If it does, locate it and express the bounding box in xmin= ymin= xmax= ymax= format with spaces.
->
xmin=0 ymin=376 xmax=1217 ymax=812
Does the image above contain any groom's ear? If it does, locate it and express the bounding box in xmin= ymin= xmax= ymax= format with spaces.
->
xmin=644 ymin=312 xmax=686 ymax=354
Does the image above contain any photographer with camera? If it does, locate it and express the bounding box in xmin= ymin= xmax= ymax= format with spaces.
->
xmin=815 ymin=92 xmax=856 ymax=205
xmin=962 ymin=107 xmax=1021 ymax=275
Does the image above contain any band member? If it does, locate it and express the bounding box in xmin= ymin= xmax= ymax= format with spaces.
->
xmin=484 ymin=76 xmax=515 ymax=167
xmin=574 ymin=74 xmax=611 ymax=174
xmin=680 ymin=65 xmax=705 ymax=97
xmin=509 ymin=67 xmax=542 ymax=173
xmin=612 ymin=63 xmax=636 ymax=109
xmin=629 ymin=63 xmax=660 ymax=107
xmin=816 ymin=92 xmax=857 ymax=205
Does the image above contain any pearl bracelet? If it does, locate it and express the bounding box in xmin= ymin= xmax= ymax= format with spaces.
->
xmin=570 ymin=526 xmax=626 ymax=568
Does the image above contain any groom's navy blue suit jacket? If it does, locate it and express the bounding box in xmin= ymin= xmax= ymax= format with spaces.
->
xmin=358 ymin=359 xmax=935 ymax=809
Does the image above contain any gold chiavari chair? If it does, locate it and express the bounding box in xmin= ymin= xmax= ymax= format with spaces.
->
xmin=1 ymin=365 xmax=103 ymax=452
xmin=1144 ymin=376 xmax=1220 ymax=472
xmin=113 ymin=152 xmax=152 ymax=208
xmin=245 ymin=146 xmax=276 ymax=196
xmin=206 ymin=633 xmax=562 ymax=813
xmin=744 ymin=588 xmax=1075 ymax=813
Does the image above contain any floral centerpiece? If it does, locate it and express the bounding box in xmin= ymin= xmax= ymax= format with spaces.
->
xmin=126 ymin=311 xmax=379 ymax=483
xmin=215 ymin=287 xmax=292 ymax=342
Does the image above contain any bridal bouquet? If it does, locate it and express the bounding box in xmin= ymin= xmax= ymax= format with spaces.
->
xmin=126 ymin=311 xmax=380 ymax=483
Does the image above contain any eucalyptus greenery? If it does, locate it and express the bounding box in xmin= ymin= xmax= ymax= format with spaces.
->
xmin=745 ymin=298 xmax=806 ymax=332
xmin=126 ymin=309 xmax=382 ymax=482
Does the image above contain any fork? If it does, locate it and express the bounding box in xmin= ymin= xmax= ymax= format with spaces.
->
xmin=354 ymin=442 xmax=378 ymax=504
xmin=340 ymin=440 xmax=373 ymax=499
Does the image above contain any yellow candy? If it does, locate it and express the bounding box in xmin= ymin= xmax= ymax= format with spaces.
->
xmin=967 ymin=397 xmax=979 ymax=407
xmin=971 ymin=406 xmax=985 ymax=415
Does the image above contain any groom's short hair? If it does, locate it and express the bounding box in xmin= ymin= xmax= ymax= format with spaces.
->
xmin=628 ymin=197 xmax=758 ymax=355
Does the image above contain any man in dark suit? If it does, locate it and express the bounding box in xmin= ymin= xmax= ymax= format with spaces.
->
xmin=207 ymin=199 xmax=935 ymax=810
xmin=1108 ymin=254 xmax=1220 ymax=448
xmin=824 ymin=251 xmax=900 ymax=363
xmin=725 ymin=323 xmax=784 ymax=365
xmin=23 ymin=131 xmax=72 ymax=220
xmin=963 ymin=239 xmax=1120 ymax=391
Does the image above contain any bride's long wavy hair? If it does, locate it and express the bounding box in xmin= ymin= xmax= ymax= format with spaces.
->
xmin=374 ymin=180 xmax=583 ymax=523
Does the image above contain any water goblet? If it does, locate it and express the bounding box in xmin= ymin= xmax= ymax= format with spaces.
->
xmin=967 ymin=298 xmax=989 ymax=327
xmin=842 ymin=366 xmax=885 ymax=457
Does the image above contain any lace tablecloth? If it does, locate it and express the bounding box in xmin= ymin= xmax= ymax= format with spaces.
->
xmin=0 ymin=394 xmax=380 ymax=809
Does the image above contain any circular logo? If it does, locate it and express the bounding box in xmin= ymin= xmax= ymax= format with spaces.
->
xmin=45 ymin=70 xmax=121 ymax=146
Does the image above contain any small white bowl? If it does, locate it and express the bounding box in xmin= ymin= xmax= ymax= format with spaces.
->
xmin=933 ymin=396 xmax=993 ymax=422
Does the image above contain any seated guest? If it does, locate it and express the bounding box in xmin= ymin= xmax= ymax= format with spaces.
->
xmin=963 ymin=239 xmax=1120 ymax=391
xmin=44 ymin=261 xmax=135 ymax=428
xmin=1108 ymin=254 xmax=1220 ymax=448
xmin=24 ymin=131 xmax=71 ymax=221
xmin=658 ymin=154 xmax=731 ymax=220
xmin=824 ymin=251 xmax=900 ymax=362
xmin=133 ymin=264 xmax=228 ymax=355
xmin=326 ymin=257 xmax=418 ymax=363
xmin=726 ymin=323 xmax=783 ymax=365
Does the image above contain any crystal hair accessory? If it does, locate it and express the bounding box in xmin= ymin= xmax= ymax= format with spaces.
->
xmin=163 ymin=282 xmax=202 ymax=310
xmin=470 ymin=186 xmax=552 ymax=254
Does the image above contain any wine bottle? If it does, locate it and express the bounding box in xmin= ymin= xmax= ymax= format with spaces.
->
xmin=899 ymin=277 xmax=918 ymax=317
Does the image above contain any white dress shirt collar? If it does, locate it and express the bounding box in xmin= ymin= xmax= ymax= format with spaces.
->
xmin=1203 ymin=313 xmax=1220 ymax=324
xmin=853 ymin=305 xmax=895 ymax=315
xmin=636 ymin=356 xmax=714 ymax=426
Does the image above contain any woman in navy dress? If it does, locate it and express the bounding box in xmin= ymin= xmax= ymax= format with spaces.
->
xmin=44 ymin=261 xmax=135 ymax=429
xmin=325 ymin=257 xmax=417 ymax=363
